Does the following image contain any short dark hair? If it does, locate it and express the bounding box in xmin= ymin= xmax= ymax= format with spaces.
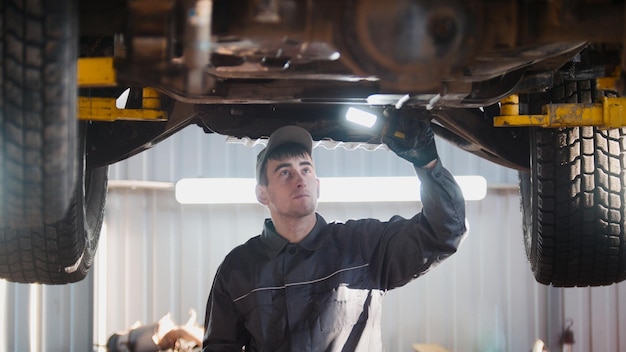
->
xmin=257 ymin=142 xmax=311 ymax=186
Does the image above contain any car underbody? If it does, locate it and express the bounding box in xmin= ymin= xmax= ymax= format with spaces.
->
xmin=79 ymin=0 xmax=623 ymax=171
xmin=2 ymin=0 xmax=626 ymax=286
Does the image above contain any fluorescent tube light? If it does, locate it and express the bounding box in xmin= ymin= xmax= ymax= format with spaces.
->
xmin=176 ymin=178 xmax=257 ymax=204
xmin=175 ymin=176 xmax=487 ymax=204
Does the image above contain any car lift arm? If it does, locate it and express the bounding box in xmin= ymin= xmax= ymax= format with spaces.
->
xmin=495 ymin=94 xmax=626 ymax=129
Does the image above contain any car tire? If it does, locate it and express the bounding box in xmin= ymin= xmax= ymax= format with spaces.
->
xmin=520 ymin=79 xmax=626 ymax=286
xmin=0 ymin=122 xmax=108 ymax=284
xmin=0 ymin=1 xmax=108 ymax=284
xmin=0 ymin=0 xmax=78 ymax=227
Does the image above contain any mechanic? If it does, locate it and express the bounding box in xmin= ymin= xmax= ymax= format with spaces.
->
xmin=202 ymin=122 xmax=467 ymax=351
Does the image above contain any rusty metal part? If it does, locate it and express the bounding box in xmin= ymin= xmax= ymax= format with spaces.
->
xmin=126 ymin=0 xmax=178 ymax=63
xmin=333 ymin=0 xmax=484 ymax=92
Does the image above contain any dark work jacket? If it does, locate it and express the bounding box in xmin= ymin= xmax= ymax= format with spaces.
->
xmin=203 ymin=162 xmax=467 ymax=352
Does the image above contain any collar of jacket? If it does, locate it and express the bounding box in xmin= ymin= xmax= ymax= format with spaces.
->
xmin=261 ymin=213 xmax=328 ymax=258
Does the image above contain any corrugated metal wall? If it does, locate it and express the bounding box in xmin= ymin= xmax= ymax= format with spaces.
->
xmin=1 ymin=126 xmax=625 ymax=351
xmin=108 ymin=125 xmax=520 ymax=184
xmin=0 ymin=276 xmax=94 ymax=351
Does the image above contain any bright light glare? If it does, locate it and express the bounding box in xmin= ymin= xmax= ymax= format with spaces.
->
xmin=94 ymin=222 xmax=109 ymax=350
xmin=320 ymin=176 xmax=486 ymax=202
xmin=366 ymin=94 xmax=407 ymax=105
xmin=29 ymin=284 xmax=41 ymax=351
xmin=455 ymin=176 xmax=488 ymax=201
xmin=116 ymin=88 xmax=131 ymax=109
xmin=329 ymin=51 xmax=341 ymax=60
xmin=175 ymin=176 xmax=487 ymax=204
xmin=345 ymin=107 xmax=377 ymax=128
xmin=0 ymin=279 xmax=6 ymax=348
xmin=176 ymin=178 xmax=257 ymax=204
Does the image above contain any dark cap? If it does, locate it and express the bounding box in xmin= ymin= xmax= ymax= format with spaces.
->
xmin=256 ymin=126 xmax=313 ymax=183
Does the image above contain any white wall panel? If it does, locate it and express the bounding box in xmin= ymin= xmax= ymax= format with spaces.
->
xmin=562 ymin=285 xmax=626 ymax=352
xmin=0 ymin=276 xmax=93 ymax=352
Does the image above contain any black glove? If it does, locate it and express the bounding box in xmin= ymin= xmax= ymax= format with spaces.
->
xmin=382 ymin=116 xmax=438 ymax=167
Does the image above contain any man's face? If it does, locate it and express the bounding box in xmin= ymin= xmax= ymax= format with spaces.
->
xmin=257 ymin=154 xmax=319 ymax=219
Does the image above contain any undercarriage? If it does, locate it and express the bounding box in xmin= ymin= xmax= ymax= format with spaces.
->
xmin=2 ymin=0 xmax=626 ymax=286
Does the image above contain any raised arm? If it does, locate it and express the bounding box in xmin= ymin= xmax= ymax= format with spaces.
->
xmin=371 ymin=115 xmax=467 ymax=288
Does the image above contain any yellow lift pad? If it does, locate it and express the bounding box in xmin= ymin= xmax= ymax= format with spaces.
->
xmin=78 ymin=88 xmax=166 ymax=121
xmin=495 ymin=96 xmax=626 ymax=129
xmin=77 ymin=57 xmax=167 ymax=121
xmin=78 ymin=57 xmax=116 ymax=87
